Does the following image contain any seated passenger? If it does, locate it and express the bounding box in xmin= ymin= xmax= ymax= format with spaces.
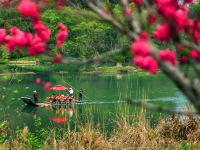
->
xmin=52 ymin=93 xmax=56 ymax=103
xmin=60 ymin=94 xmax=65 ymax=103
xmin=69 ymin=88 xmax=74 ymax=97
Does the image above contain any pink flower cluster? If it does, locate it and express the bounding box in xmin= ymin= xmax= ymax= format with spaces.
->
xmin=0 ymin=29 xmax=6 ymax=44
xmin=54 ymin=52 xmax=62 ymax=63
xmin=0 ymin=0 xmax=68 ymax=58
xmin=56 ymin=23 xmax=68 ymax=48
xmin=44 ymin=82 xmax=51 ymax=91
xmin=18 ymin=0 xmax=40 ymax=19
xmin=187 ymin=20 xmax=200 ymax=43
xmin=2 ymin=0 xmax=10 ymax=6
xmin=132 ymin=0 xmax=143 ymax=6
xmin=154 ymin=23 xmax=171 ymax=41
xmin=153 ymin=0 xmax=192 ymax=42
xmin=131 ymin=33 xmax=158 ymax=74
xmin=133 ymin=56 xmax=158 ymax=74
xmin=35 ymin=78 xmax=51 ymax=91
xmin=184 ymin=0 xmax=194 ymax=4
xmin=190 ymin=49 xmax=200 ymax=62
xmin=159 ymin=49 xmax=177 ymax=66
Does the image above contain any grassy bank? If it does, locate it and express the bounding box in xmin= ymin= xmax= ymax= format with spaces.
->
xmin=1 ymin=113 xmax=200 ymax=149
xmin=0 ymin=57 xmax=141 ymax=74
xmin=90 ymin=65 xmax=138 ymax=74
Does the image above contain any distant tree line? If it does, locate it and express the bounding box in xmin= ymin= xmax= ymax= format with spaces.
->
xmin=0 ymin=5 xmax=131 ymax=64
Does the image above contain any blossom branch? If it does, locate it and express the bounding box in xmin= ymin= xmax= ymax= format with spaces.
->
xmin=88 ymin=2 xmax=138 ymax=40
xmin=88 ymin=1 xmax=200 ymax=113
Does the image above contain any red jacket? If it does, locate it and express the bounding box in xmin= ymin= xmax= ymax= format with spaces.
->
xmin=33 ymin=93 xmax=37 ymax=99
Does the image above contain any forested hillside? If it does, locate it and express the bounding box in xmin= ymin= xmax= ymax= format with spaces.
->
xmin=0 ymin=5 xmax=131 ymax=64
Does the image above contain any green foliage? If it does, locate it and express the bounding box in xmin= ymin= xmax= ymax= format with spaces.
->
xmin=0 ymin=46 xmax=10 ymax=59
xmin=189 ymin=1 xmax=200 ymax=19
xmin=42 ymin=7 xmax=121 ymax=58
xmin=16 ymin=117 xmax=48 ymax=149
xmin=113 ymin=54 xmax=125 ymax=63
xmin=0 ymin=121 xmax=9 ymax=144
xmin=178 ymin=142 xmax=188 ymax=150
xmin=0 ymin=7 xmax=33 ymax=31
xmin=0 ymin=6 xmax=130 ymax=64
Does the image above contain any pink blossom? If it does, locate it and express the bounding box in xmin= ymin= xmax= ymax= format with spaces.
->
xmin=184 ymin=0 xmax=193 ymax=4
xmin=53 ymin=53 xmax=62 ymax=63
xmin=190 ymin=49 xmax=200 ymax=62
xmin=155 ymin=0 xmax=178 ymax=19
xmin=32 ymin=20 xmax=51 ymax=42
xmin=179 ymin=56 xmax=188 ymax=63
xmin=0 ymin=29 xmax=6 ymax=44
xmin=9 ymin=26 xmax=18 ymax=35
xmin=55 ymin=0 xmax=65 ymax=9
xmin=44 ymin=82 xmax=51 ymax=91
xmin=131 ymin=37 xmax=151 ymax=57
xmin=24 ymin=32 xmax=33 ymax=46
xmin=132 ymin=0 xmax=143 ymax=6
xmin=148 ymin=15 xmax=156 ymax=25
xmin=133 ymin=56 xmax=143 ymax=66
xmin=56 ymin=23 xmax=68 ymax=48
xmin=133 ymin=56 xmax=158 ymax=74
xmin=197 ymin=22 xmax=200 ymax=31
xmin=2 ymin=0 xmax=9 ymax=6
xmin=194 ymin=31 xmax=200 ymax=43
xmin=162 ymin=5 xmax=176 ymax=18
xmin=28 ymin=35 xmax=45 ymax=56
xmin=187 ymin=19 xmax=194 ymax=34
xmin=35 ymin=78 xmax=41 ymax=85
xmin=10 ymin=26 xmax=29 ymax=46
xmin=144 ymin=56 xmax=158 ymax=74
xmin=159 ymin=49 xmax=177 ymax=65
xmin=123 ymin=7 xmax=133 ymax=16
xmin=174 ymin=9 xmax=188 ymax=30
xmin=155 ymin=0 xmax=178 ymax=8
xmin=17 ymin=0 xmax=40 ymax=19
xmin=176 ymin=43 xmax=184 ymax=51
xmin=153 ymin=23 xmax=171 ymax=41
xmin=139 ymin=32 xmax=148 ymax=40
xmin=5 ymin=35 xmax=16 ymax=52
xmin=57 ymin=23 xmax=67 ymax=31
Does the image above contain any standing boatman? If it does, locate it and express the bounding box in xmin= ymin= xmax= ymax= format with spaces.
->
xmin=33 ymin=90 xmax=38 ymax=103
xmin=78 ymin=90 xmax=83 ymax=102
xmin=69 ymin=87 xmax=74 ymax=98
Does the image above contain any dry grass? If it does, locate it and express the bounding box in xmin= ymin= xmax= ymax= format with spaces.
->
xmin=2 ymin=114 xmax=200 ymax=150
xmin=43 ymin=124 xmax=112 ymax=150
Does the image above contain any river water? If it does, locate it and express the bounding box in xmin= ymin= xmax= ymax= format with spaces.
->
xmin=0 ymin=72 xmax=189 ymax=133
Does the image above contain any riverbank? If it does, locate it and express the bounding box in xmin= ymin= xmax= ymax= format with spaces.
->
xmin=1 ymin=114 xmax=200 ymax=149
xmin=0 ymin=60 xmax=143 ymax=75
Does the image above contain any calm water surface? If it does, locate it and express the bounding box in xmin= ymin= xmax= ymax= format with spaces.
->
xmin=0 ymin=72 xmax=189 ymax=132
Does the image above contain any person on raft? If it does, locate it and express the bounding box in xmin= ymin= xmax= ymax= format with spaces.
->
xmin=69 ymin=87 xmax=74 ymax=98
xmin=78 ymin=90 xmax=83 ymax=102
xmin=33 ymin=90 xmax=38 ymax=103
xmin=52 ymin=93 xmax=56 ymax=103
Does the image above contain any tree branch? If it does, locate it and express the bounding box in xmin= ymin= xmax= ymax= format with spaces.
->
xmin=88 ymin=1 xmax=200 ymax=113
xmin=88 ymin=2 xmax=138 ymax=39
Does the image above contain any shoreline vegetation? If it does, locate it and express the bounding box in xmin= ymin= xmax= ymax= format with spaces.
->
xmin=1 ymin=113 xmax=200 ymax=149
xmin=0 ymin=59 xmax=147 ymax=75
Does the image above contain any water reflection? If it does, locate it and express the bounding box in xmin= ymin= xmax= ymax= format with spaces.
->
xmin=22 ymin=106 xmax=37 ymax=114
xmin=0 ymin=72 xmax=189 ymax=130
xmin=22 ymin=103 xmax=76 ymax=124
